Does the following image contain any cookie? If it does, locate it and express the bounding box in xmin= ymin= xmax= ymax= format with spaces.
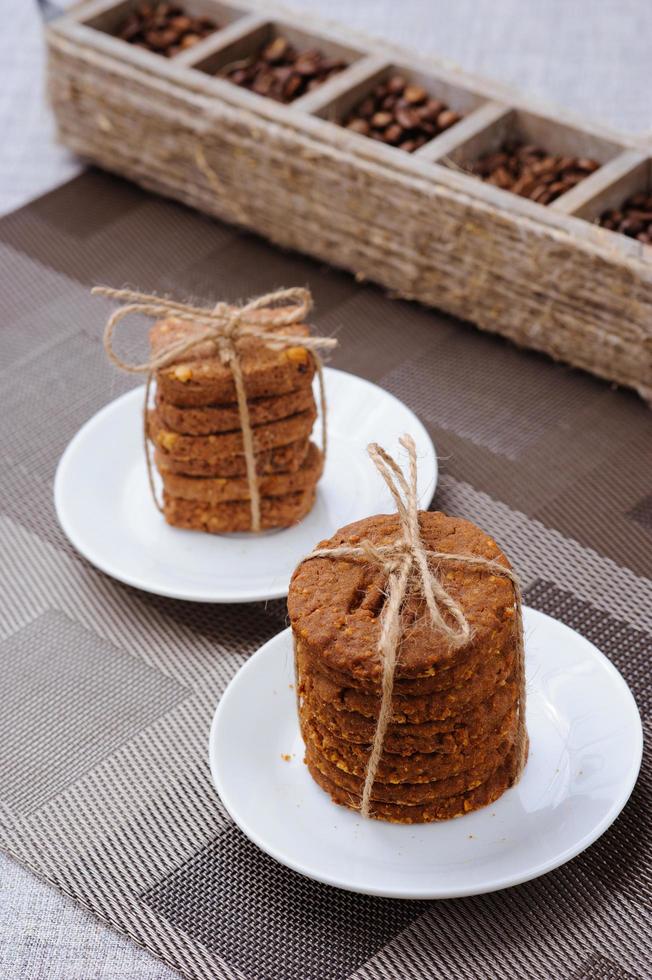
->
xmin=155 ymin=382 xmax=315 ymax=435
xmin=154 ymin=438 xmax=311 ymax=478
xmin=148 ymin=405 xmax=317 ymax=459
xmin=298 ymin=640 xmax=517 ymax=724
xmin=304 ymin=742 xmax=508 ymax=804
xmin=302 ymin=682 xmax=519 ymax=756
xmin=306 ymin=742 xmax=522 ymax=823
xmin=159 ymin=442 xmax=323 ymax=503
xmin=300 ymin=711 xmax=517 ymax=784
xmin=163 ymin=485 xmax=316 ymax=533
xmin=152 ymin=318 xmax=316 ymax=407
xmin=294 ymin=618 xmax=515 ymax=695
xmin=288 ymin=511 xmax=518 ymax=683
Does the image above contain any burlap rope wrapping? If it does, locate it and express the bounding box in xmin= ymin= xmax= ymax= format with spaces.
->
xmin=94 ymin=286 xmax=337 ymax=531
xmin=298 ymin=435 xmax=528 ymax=819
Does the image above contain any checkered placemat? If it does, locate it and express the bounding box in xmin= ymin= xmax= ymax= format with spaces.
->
xmin=0 ymin=171 xmax=650 ymax=980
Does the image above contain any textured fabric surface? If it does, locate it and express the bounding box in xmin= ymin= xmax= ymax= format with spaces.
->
xmin=0 ymin=168 xmax=650 ymax=980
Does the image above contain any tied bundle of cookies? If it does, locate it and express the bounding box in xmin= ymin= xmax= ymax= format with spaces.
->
xmin=96 ymin=286 xmax=337 ymax=533
xmin=288 ymin=435 xmax=528 ymax=823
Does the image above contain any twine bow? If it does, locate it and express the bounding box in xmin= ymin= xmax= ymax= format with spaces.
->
xmin=94 ymin=286 xmax=337 ymax=531
xmin=301 ymin=434 xmax=527 ymax=818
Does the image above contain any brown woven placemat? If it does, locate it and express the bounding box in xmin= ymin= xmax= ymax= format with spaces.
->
xmin=0 ymin=170 xmax=650 ymax=980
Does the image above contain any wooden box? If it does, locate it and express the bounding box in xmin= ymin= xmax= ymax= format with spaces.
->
xmin=47 ymin=0 xmax=652 ymax=400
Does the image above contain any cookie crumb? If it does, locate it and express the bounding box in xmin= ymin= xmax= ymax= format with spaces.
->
xmin=281 ymin=753 xmax=292 ymax=762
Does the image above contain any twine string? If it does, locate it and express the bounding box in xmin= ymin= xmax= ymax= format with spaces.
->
xmin=302 ymin=434 xmax=527 ymax=818
xmin=94 ymin=285 xmax=337 ymax=531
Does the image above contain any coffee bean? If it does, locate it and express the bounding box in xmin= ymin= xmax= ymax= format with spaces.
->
xmin=263 ymin=36 xmax=289 ymax=63
xmin=179 ymin=33 xmax=200 ymax=48
xmin=295 ymin=55 xmax=320 ymax=76
xmin=357 ymin=97 xmax=375 ymax=119
xmin=169 ymin=14 xmax=191 ymax=32
xmin=346 ymin=118 xmax=370 ymax=136
xmin=387 ymin=74 xmax=407 ymax=94
xmin=557 ymin=156 xmax=576 ymax=173
xmin=620 ymin=217 xmax=645 ymax=236
xmin=531 ymin=157 xmax=556 ymax=176
xmin=403 ymin=84 xmax=427 ymax=104
xmin=222 ymin=34 xmax=346 ymax=103
xmin=419 ymin=99 xmax=445 ymax=122
xmin=120 ymin=15 xmax=142 ymax=41
xmin=598 ymin=191 xmax=652 ymax=243
xmin=145 ymin=28 xmax=177 ymax=50
xmin=283 ymin=74 xmax=303 ymax=100
xmin=395 ymin=107 xmax=420 ymax=129
xmin=489 ymin=166 xmax=511 ymax=189
xmin=465 ymin=140 xmax=600 ymax=205
xmin=530 ymin=184 xmax=551 ymax=203
xmin=371 ymin=111 xmax=393 ymax=128
xmin=385 ymin=124 xmax=403 ymax=144
xmin=116 ymin=2 xmax=217 ymax=56
xmin=342 ymin=77 xmax=463 ymax=151
xmin=436 ymin=109 xmax=461 ymax=130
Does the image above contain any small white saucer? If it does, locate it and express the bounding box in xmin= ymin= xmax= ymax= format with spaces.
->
xmin=54 ymin=368 xmax=436 ymax=602
xmin=209 ymin=608 xmax=642 ymax=899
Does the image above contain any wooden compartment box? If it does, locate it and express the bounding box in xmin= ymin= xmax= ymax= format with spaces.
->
xmin=47 ymin=0 xmax=652 ymax=400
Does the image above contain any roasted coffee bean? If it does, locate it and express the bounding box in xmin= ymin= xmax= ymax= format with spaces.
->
xmin=179 ymin=32 xmax=200 ymax=48
xmin=436 ymin=108 xmax=461 ymax=131
xmin=403 ymin=84 xmax=427 ymax=104
xmin=371 ymin=111 xmax=393 ymax=128
xmin=599 ymin=192 xmax=652 ymax=243
xmin=115 ymin=2 xmax=218 ymax=56
xmin=465 ymin=140 xmax=600 ymax=205
xmin=222 ymin=35 xmax=346 ymax=103
xmin=357 ymin=97 xmax=375 ymax=119
xmin=263 ymin=36 xmax=289 ymax=62
xmin=342 ymin=75 xmax=462 ymax=152
xmin=395 ymin=106 xmax=420 ymax=129
xmin=387 ymin=74 xmax=407 ymax=94
xmin=347 ymin=118 xmax=370 ymax=136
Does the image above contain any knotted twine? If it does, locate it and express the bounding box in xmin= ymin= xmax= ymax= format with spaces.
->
xmin=94 ymin=286 xmax=337 ymax=531
xmin=300 ymin=434 xmax=527 ymax=818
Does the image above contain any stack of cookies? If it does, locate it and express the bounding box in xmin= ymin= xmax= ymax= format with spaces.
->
xmin=288 ymin=511 xmax=527 ymax=823
xmin=147 ymin=317 xmax=324 ymax=532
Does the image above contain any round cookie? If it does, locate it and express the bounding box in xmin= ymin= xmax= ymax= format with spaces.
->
xmin=155 ymin=382 xmax=315 ymax=435
xmin=305 ymin=743 xmax=504 ymax=805
xmin=295 ymin=614 xmax=514 ymax=695
xmin=300 ymin=712 xmax=518 ymax=784
xmin=160 ymin=443 xmax=323 ymax=504
xmin=288 ymin=511 xmax=518 ymax=683
xmin=306 ymin=743 xmax=522 ymax=823
xmin=298 ymin=640 xmax=517 ymax=724
xmin=148 ymin=405 xmax=317 ymax=459
xmin=152 ymin=319 xmax=316 ymax=407
xmin=154 ymin=438 xmax=311 ymax=478
xmin=302 ymin=680 xmax=519 ymax=756
xmin=163 ymin=486 xmax=316 ymax=533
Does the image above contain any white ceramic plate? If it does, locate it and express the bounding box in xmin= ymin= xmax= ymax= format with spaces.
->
xmin=209 ymin=607 xmax=642 ymax=899
xmin=54 ymin=368 xmax=436 ymax=602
